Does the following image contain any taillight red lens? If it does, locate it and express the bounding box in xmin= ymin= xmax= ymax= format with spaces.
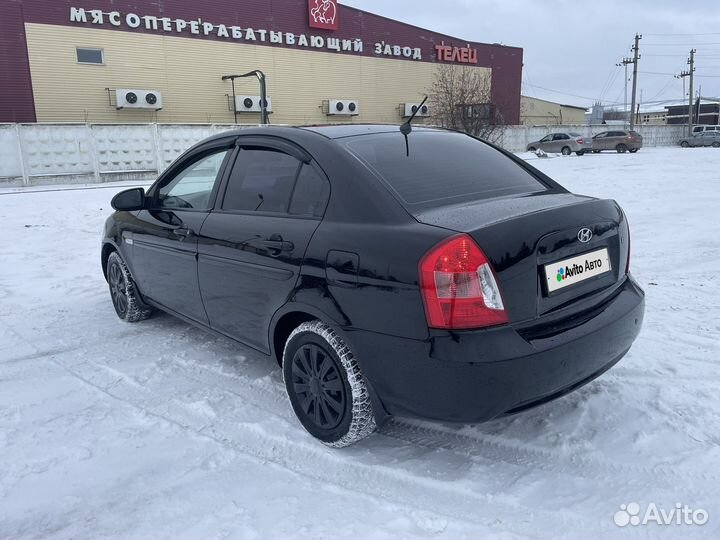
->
xmin=626 ymin=221 xmax=631 ymax=274
xmin=577 ymin=138 xmax=584 ymax=145
xmin=419 ymin=234 xmax=508 ymax=330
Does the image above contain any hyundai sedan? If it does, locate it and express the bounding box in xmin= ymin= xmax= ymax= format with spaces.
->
xmin=102 ymin=125 xmax=645 ymax=447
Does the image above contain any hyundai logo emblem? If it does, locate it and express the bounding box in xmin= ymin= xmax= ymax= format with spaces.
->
xmin=578 ymin=228 xmax=593 ymax=243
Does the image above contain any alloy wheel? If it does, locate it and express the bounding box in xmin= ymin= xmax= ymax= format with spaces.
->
xmin=108 ymin=262 xmax=128 ymax=316
xmin=291 ymin=343 xmax=346 ymax=430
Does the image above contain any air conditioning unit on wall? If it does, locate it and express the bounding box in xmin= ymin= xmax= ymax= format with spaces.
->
xmin=328 ymin=99 xmax=359 ymax=116
xmin=116 ymin=89 xmax=163 ymax=110
xmin=235 ymin=95 xmax=273 ymax=113
xmin=403 ymin=103 xmax=431 ymax=118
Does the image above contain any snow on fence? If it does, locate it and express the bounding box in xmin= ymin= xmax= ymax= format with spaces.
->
xmin=0 ymin=123 xmax=688 ymax=187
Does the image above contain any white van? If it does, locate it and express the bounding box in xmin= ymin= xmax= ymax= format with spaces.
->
xmin=692 ymin=125 xmax=720 ymax=134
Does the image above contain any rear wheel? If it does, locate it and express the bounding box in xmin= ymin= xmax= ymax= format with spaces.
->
xmin=106 ymin=251 xmax=152 ymax=322
xmin=629 ymin=148 xmax=639 ymax=153
xmin=681 ymin=141 xmax=690 ymax=148
xmin=283 ymin=321 xmax=377 ymax=448
xmin=561 ymin=146 xmax=572 ymax=156
xmin=616 ymin=144 xmax=628 ymax=153
xmin=576 ymin=150 xmax=586 ymax=156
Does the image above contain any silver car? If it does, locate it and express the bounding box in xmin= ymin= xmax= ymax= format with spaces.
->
xmin=526 ymin=132 xmax=592 ymax=156
xmin=679 ymin=131 xmax=720 ymax=148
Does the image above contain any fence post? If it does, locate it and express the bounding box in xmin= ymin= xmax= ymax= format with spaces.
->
xmin=153 ymin=123 xmax=164 ymax=175
xmin=88 ymin=124 xmax=101 ymax=183
xmin=15 ymin=124 xmax=30 ymax=186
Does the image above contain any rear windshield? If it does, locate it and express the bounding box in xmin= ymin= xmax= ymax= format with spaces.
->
xmin=343 ymin=131 xmax=547 ymax=209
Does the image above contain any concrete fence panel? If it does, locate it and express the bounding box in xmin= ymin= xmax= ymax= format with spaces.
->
xmin=0 ymin=122 xmax=690 ymax=186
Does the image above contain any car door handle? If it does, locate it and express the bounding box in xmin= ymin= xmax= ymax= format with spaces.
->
xmin=262 ymin=238 xmax=294 ymax=252
xmin=172 ymin=226 xmax=193 ymax=238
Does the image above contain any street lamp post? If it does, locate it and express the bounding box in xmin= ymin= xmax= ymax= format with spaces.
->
xmin=222 ymin=70 xmax=269 ymax=125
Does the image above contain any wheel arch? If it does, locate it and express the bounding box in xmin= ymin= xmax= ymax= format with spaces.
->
xmin=101 ymin=241 xmax=120 ymax=281
xmin=269 ymin=302 xmax=346 ymax=366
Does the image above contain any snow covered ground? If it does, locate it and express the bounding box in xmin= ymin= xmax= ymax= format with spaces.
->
xmin=1 ymin=148 xmax=719 ymax=539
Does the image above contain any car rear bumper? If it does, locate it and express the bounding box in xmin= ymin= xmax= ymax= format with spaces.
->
xmin=346 ymin=276 xmax=645 ymax=423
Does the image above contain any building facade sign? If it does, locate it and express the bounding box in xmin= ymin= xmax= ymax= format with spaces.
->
xmin=68 ymin=6 xmax=481 ymax=64
xmin=309 ymin=0 xmax=338 ymax=31
xmin=434 ymin=42 xmax=478 ymax=64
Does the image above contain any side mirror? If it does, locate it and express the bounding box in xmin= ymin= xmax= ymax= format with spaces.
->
xmin=111 ymin=188 xmax=146 ymax=211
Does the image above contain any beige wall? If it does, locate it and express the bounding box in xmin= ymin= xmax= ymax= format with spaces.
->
xmin=25 ymin=24 xmax=491 ymax=125
xmin=520 ymin=96 xmax=586 ymax=126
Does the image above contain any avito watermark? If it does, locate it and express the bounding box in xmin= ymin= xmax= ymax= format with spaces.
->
xmin=614 ymin=502 xmax=709 ymax=527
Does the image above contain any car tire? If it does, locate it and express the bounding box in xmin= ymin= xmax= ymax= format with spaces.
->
xmin=629 ymin=148 xmax=639 ymax=153
xmin=283 ymin=321 xmax=377 ymax=448
xmin=712 ymin=142 xmax=720 ymax=148
xmin=106 ymin=251 xmax=152 ymax=322
xmin=592 ymin=150 xmax=601 ymax=154
xmin=616 ymin=144 xmax=628 ymax=153
xmin=576 ymin=150 xmax=585 ymax=156
xmin=681 ymin=141 xmax=690 ymax=148
xmin=528 ymin=147 xmax=537 ymax=152
xmin=561 ymin=146 xmax=572 ymax=156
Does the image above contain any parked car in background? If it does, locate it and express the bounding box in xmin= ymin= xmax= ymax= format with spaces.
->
xmin=692 ymin=125 xmax=720 ymax=135
xmin=592 ymin=130 xmax=643 ymax=153
xmin=102 ymin=125 xmax=644 ymax=447
xmin=679 ymin=131 xmax=720 ymax=148
xmin=526 ymin=132 xmax=592 ymax=156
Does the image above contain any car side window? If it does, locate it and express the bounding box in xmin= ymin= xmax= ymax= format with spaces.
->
xmin=289 ymin=165 xmax=330 ymax=218
xmin=222 ymin=147 xmax=302 ymax=213
xmin=594 ymin=132 xmax=606 ymax=138
xmin=157 ymin=149 xmax=230 ymax=210
xmin=540 ymin=135 xmax=552 ymax=142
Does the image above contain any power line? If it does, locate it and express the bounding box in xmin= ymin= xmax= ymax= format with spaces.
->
xmin=644 ymin=32 xmax=720 ymax=37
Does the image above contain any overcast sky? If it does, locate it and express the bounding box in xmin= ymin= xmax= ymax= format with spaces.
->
xmin=343 ymin=0 xmax=720 ymax=109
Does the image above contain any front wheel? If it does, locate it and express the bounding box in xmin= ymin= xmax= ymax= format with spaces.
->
xmin=616 ymin=144 xmax=628 ymax=153
xmin=283 ymin=321 xmax=377 ymax=448
xmin=106 ymin=251 xmax=152 ymax=322
xmin=576 ymin=150 xmax=586 ymax=156
xmin=592 ymin=150 xmax=601 ymax=153
xmin=681 ymin=141 xmax=690 ymax=148
xmin=629 ymin=148 xmax=639 ymax=153
xmin=561 ymin=146 xmax=572 ymax=156
xmin=712 ymin=142 xmax=720 ymax=148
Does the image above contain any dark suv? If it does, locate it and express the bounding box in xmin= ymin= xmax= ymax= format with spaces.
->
xmin=102 ymin=125 xmax=644 ymax=447
xmin=592 ymin=130 xmax=643 ymax=153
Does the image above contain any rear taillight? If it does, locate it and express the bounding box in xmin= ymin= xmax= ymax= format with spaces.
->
xmin=419 ymin=234 xmax=508 ymax=330
xmin=626 ymin=221 xmax=632 ymax=274
xmin=577 ymin=138 xmax=585 ymax=145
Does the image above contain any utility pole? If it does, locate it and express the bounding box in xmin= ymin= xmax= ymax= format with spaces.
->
xmin=617 ymin=60 xmax=630 ymax=126
xmin=677 ymin=49 xmax=696 ymax=136
xmin=629 ymin=33 xmax=642 ymax=130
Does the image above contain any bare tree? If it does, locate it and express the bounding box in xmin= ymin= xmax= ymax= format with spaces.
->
xmin=429 ymin=65 xmax=504 ymax=141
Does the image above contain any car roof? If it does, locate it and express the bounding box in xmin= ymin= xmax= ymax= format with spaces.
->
xmin=196 ymin=124 xmax=445 ymax=146
xmin=300 ymin=124 xmax=444 ymax=139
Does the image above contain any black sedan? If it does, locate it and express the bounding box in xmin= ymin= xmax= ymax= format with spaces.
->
xmin=102 ymin=125 xmax=645 ymax=447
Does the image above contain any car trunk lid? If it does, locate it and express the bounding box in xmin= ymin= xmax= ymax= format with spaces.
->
xmin=414 ymin=193 xmax=630 ymax=324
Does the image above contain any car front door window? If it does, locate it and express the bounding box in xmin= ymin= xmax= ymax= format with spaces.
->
xmin=158 ymin=150 xmax=230 ymax=210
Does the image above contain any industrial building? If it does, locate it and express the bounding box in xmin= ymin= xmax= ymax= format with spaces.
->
xmin=1 ymin=0 xmax=523 ymax=125
xmin=520 ymin=96 xmax=587 ymax=126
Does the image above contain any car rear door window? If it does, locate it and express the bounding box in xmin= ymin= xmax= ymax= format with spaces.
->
xmin=289 ymin=165 xmax=330 ymax=218
xmin=344 ymin=131 xmax=547 ymax=208
xmin=222 ymin=148 xmax=302 ymax=213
